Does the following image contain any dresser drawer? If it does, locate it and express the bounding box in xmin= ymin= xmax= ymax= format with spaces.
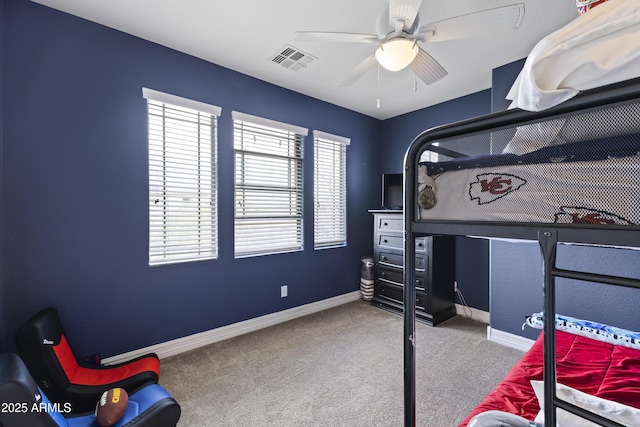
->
xmin=415 ymin=255 xmax=428 ymax=271
xmin=377 ymin=216 xmax=403 ymax=232
xmin=377 ymin=268 xmax=402 ymax=286
xmin=377 ymin=282 xmax=402 ymax=305
xmin=377 ymin=268 xmax=425 ymax=291
xmin=377 ymin=252 xmax=428 ymax=273
xmin=376 ymin=282 xmax=427 ymax=311
xmin=377 ymin=235 xmax=429 ymax=252
xmin=377 ymin=251 xmax=403 ymax=268
xmin=377 ymin=234 xmax=403 ymax=250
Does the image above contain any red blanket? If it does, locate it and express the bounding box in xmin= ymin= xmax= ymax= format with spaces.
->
xmin=458 ymin=330 xmax=640 ymax=426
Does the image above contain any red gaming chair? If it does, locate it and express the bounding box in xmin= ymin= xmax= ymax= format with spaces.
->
xmin=15 ymin=307 xmax=161 ymax=413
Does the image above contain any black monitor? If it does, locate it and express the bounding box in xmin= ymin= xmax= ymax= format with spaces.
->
xmin=381 ymin=173 xmax=403 ymax=210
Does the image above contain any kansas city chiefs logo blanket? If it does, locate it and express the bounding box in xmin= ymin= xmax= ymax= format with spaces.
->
xmin=554 ymin=207 xmax=634 ymax=225
xmin=469 ymin=173 xmax=527 ymax=205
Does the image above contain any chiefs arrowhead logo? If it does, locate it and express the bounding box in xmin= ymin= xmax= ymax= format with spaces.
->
xmin=554 ymin=207 xmax=634 ymax=225
xmin=469 ymin=173 xmax=526 ymax=205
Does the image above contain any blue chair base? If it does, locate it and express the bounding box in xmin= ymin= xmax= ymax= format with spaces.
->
xmin=0 ymin=353 xmax=180 ymax=427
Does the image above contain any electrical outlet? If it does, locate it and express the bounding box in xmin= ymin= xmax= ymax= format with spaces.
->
xmin=281 ymin=285 xmax=288 ymax=298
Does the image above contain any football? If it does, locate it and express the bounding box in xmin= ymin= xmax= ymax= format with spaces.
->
xmin=95 ymin=388 xmax=128 ymax=427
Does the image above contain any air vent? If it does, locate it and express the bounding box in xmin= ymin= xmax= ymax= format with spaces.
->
xmin=270 ymin=45 xmax=316 ymax=71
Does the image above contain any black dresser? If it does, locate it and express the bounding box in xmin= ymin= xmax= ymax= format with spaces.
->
xmin=369 ymin=210 xmax=456 ymax=326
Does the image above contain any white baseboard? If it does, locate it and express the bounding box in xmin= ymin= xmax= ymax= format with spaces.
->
xmin=453 ymin=305 xmax=534 ymax=352
xmin=455 ymin=304 xmax=490 ymax=324
xmin=103 ymin=291 xmax=362 ymax=365
xmin=487 ymin=327 xmax=535 ymax=352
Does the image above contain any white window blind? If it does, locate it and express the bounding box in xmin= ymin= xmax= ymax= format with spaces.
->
xmin=313 ymin=131 xmax=349 ymax=249
xmin=232 ymin=112 xmax=307 ymax=258
xmin=144 ymin=88 xmax=220 ymax=266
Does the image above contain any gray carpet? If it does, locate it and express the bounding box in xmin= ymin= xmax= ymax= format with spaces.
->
xmin=159 ymin=300 xmax=524 ymax=426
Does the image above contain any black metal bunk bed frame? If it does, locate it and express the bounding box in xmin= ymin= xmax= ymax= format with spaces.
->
xmin=402 ymin=77 xmax=640 ymax=427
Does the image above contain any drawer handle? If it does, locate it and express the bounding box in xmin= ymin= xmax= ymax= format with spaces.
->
xmin=381 ymin=272 xmax=386 ymax=277
xmin=381 ymin=256 xmax=387 ymax=261
xmin=383 ymin=239 xmax=388 ymax=243
xmin=417 ymin=242 xmax=424 ymax=247
xmin=383 ymin=222 xmax=388 ymax=226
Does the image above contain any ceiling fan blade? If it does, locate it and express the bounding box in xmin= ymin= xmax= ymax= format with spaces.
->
xmin=294 ymin=31 xmax=379 ymax=43
xmin=417 ymin=3 xmax=525 ymax=43
xmin=389 ymin=0 xmax=423 ymax=32
xmin=337 ymin=54 xmax=378 ymax=87
xmin=409 ymin=48 xmax=447 ymax=85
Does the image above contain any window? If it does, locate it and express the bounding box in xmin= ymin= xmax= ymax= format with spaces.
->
xmin=232 ymin=111 xmax=308 ymax=258
xmin=144 ymin=88 xmax=221 ymax=266
xmin=419 ymin=143 xmax=440 ymax=162
xmin=313 ymin=131 xmax=349 ymax=249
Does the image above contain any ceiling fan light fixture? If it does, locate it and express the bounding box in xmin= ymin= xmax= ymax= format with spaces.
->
xmin=375 ymin=38 xmax=418 ymax=72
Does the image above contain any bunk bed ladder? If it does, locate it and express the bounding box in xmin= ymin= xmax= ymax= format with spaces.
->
xmin=539 ymin=230 xmax=638 ymax=427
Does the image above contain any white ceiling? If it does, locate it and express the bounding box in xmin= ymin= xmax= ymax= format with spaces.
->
xmin=32 ymin=0 xmax=579 ymax=120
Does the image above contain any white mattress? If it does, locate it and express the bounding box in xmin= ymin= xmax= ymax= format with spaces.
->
xmin=418 ymin=155 xmax=640 ymax=226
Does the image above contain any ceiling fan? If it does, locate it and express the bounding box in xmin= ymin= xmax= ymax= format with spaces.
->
xmin=295 ymin=0 xmax=525 ymax=87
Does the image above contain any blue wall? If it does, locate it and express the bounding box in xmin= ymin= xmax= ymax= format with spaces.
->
xmin=489 ymin=60 xmax=640 ymax=339
xmin=2 ymin=1 xmax=380 ymax=357
xmin=380 ymin=91 xmax=493 ymax=311
xmin=380 ymin=90 xmax=491 ymax=174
